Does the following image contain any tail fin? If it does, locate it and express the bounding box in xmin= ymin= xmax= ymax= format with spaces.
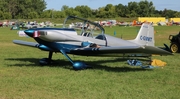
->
xmin=134 ymin=23 xmax=154 ymax=46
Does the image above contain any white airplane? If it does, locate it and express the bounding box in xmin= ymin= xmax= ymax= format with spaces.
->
xmin=13 ymin=16 xmax=172 ymax=70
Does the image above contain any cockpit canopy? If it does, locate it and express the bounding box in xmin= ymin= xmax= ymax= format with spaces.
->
xmin=63 ymin=16 xmax=106 ymax=41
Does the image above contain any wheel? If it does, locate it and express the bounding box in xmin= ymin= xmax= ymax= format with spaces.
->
xmin=170 ymin=43 xmax=180 ymax=53
xmin=39 ymin=58 xmax=54 ymax=65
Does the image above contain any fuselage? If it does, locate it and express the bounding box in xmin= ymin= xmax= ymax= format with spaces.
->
xmin=25 ymin=28 xmax=140 ymax=50
xmin=23 ymin=27 xmax=146 ymax=57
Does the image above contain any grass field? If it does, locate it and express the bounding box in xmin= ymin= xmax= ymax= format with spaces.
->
xmin=0 ymin=25 xmax=180 ymax=99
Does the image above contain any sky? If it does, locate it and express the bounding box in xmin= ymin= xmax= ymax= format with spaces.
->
xmin=45 ymin=0 xmax=180 ymax=11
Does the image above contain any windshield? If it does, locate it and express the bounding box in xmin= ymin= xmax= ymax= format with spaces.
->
xmin=63 ymin=16 xmax=105 ymax=39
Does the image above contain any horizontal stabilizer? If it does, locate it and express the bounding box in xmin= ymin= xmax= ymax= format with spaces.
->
xmin=143 ymin=46 xmax=173 ymax=55
xmin=13 ymin=40 xmax=39 ymax=47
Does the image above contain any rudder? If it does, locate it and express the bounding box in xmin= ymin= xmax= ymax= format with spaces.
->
xmin=134 ymin=23 xmax=154 ymax=46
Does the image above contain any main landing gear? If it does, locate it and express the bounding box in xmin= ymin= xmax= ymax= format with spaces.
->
xmin=39 ymin=51 xmax=54 ymax=65
xmin=39 ymin=51 xmax=92 ymax=70
xmin=60 ymin=50 xmax=92 ymax=70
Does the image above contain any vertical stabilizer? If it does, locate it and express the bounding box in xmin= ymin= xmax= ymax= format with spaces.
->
xmin=133 ymin=23 xmax=154 ymax=46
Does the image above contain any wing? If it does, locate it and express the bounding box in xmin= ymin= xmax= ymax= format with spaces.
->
xmin=13 ymin=40 xmax=39 ymax=47
xmin=69 ymin=45 xmax=172 ymax=56
xmin=13 ymin=40 xmax=55 ymax=51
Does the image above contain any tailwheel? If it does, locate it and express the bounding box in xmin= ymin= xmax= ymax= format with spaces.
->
xmin=170 ymin=43 xmax=180 ymax=53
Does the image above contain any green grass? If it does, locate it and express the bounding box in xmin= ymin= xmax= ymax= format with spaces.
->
xmin=0 ymin=26 xmax=180 ymax=99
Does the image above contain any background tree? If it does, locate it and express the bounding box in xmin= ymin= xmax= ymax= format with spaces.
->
xmin=0 ymin=0 xmax=46 ymax=19
xmin=63 ymin=7 xmax=81 ymax=16
xmin=74 ymin=5 xmax=92 ymax=18
xmin=3 ymin=12 xmax=12 ymax=19
xmin=0 ymin=11 xmax=5 ymax=20
xmin=61 ymin=5 xmax=69 ymax=11
xmin=0 ymin=0 xmax=180 ymax=19
xmin=52 ymin=10 xmax=66 ymax=18
xmin=162 ymin=9 xmax=176 ymax=18
xmin=153 ymin=10 xmax=162 ymax=17
xmin=28 ymin=11 xmax=39 ymax=19
xmin=6 ymin=0 xmax=18 ymax=19
xmin=18 ymin=0 xmax=46 ymax=19
xmin=174 ymin=12 xmax=180 ymax=17
xmin=127 ymin=1 xmax=140 ymax=17
xmin=104 ymin=4 xmax=116 ymax=18
xmin=95 ymin=7 xmax=106 ymax=18
xmin=96 ymin=4 xmax=116 ymax=18
xmin=115 ymin=4 xmax=129 ymax=17
xmin=138 ymin=0 xmax=155 ymax=17
xmin=0 ymin=0 xmax=7 ymax=12
xmin=40 ymin=10 xmax=52 ymax=18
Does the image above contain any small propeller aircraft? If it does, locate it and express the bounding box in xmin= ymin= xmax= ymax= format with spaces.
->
xmin=13 ymin=16 xmax=172 ymax=70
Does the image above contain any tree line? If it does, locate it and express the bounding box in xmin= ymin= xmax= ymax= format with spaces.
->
xmin=0 ymin=0 xmax=180 ymax=20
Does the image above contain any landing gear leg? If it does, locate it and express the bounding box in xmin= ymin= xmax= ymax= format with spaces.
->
xmin=48 ymin=51 xmax=53 ymax=61
xmin=60 ymin=50 xmax=91 ymax=70
xmin=39 ymin=51 xmax=54 ymax=65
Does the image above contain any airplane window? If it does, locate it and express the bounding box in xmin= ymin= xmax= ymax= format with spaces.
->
xmin=63 ymin=16 xmax=105 ymax=40
xmin=87 ymin=32 xmax=93 ymax=37
xmin=81 ymin=32 xmax=87 ymax=36
xmin=95 ymin=35 xmax=105 ymax=40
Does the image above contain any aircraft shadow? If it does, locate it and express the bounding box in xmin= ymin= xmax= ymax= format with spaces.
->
xmin=5 ymin=58 xmax=152 ymax=72
xmin=5 ymin=58 xmax=70 ymax=67
xmin=84 ymin=58 xmax=152 ymax=72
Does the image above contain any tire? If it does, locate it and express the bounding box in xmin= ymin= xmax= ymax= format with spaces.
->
xmin=170 ymin=42 xmax=180 ymax=53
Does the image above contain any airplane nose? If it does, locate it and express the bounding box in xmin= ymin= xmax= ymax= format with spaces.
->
xmin=24 ymin=29 xmax=35 ymax=37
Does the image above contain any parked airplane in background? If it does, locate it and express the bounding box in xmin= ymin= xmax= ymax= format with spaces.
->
xmin=13 ymin=16 xmax=172 ymax=70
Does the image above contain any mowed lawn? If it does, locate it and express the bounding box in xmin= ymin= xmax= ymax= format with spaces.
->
xmin=0 ymin=25 xmax=180 ymax=99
